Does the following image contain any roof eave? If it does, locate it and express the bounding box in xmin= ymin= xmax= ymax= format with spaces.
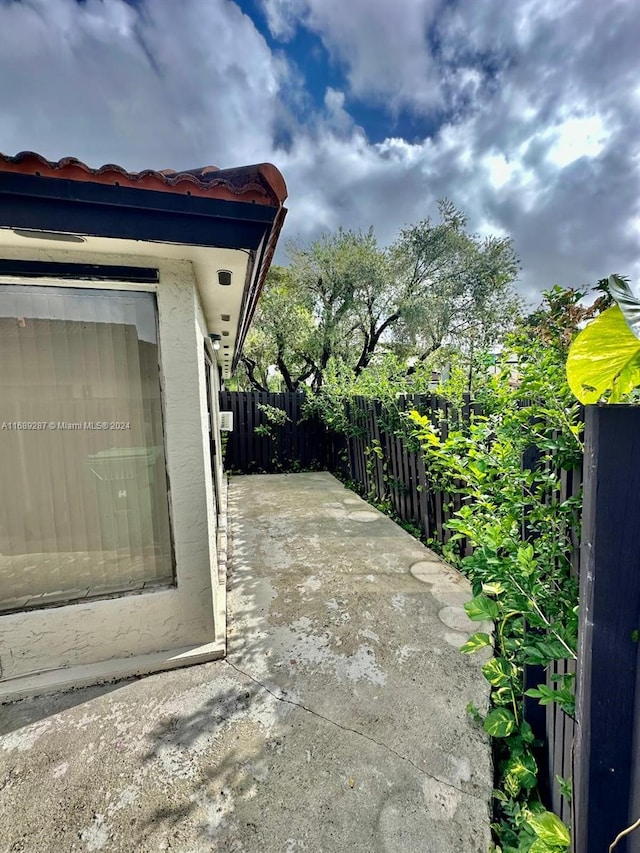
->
xmin=0 ymin=166 xmax=287 ymax=369
xmin=0 ymin=151 xmax=288 ymax=207
xmin=233 ymin=205 xmax=287 ymax=369
xmin=0 ymin=171 xmax=278 ymax=251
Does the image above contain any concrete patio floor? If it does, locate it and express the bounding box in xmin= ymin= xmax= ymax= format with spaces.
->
xmin=0 ymin=472 xmax=492 ymax=852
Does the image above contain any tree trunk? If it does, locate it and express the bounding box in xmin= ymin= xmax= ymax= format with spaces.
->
xmin=241 ymin=356 xmax=269 ymax=392
xmin=354 ymin=312 xmax=401 ymax=375
xmin=276 ymin=355 xmax=297 ymax=392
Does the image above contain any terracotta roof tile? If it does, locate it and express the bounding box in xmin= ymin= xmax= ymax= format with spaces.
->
xmin=0 ymin=151 xmax=287 ymax=207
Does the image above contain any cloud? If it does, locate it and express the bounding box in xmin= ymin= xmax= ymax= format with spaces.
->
xmin=268 ymin=0 xmax=640 ymax=294
xmin=263 ymin=0 xmax=447 ymax=114
xmin=0 ymin=0 xmax=638 ymax=301
xmin=0 ymin=0 xmax=283 ymax=169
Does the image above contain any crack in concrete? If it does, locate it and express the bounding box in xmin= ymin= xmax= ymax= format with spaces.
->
xmin=0 ymin=766 xmax=17 ymax=791
xmin=224 ymin=658 xmax=486 ymax=804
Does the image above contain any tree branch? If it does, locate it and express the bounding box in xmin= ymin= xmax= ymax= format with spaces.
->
xmin=353 ymin=311 xmax=401 ymax=375
xmin=405 ymin=343 xmax=441 ymax=376
xmin=241 ymin=356 xmax=269 ymax=392
xmin=276 ymin=354 xmax=297 ymax=392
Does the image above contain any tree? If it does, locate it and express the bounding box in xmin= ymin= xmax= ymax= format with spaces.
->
xmin=389 ymin=199 xmax=520 ymax=369
xmin=239 ymin=265 xmax=316 ymax=392
xmin=286 ymin=227 xmax=392 ymax=388
xmin=240 ymin=228 xmax=392 ymax=391
xmin=524 ymin=281 xmax=612 ymax=354
xmin=238 ymin=201 xmax=520 ymax=391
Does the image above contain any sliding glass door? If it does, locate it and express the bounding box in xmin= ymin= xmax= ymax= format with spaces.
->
xmin=0 ymin=284 xmax=174 ymax=612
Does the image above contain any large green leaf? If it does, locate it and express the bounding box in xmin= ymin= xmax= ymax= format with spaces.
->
xmin=609 ymin=274 xmax=640 ymax=338
xmin=528 ymin=840 xmax=558 ymax=853
xmin=483 ymin=707 xmax=516 ymax=737
xmin=504 ymin=752 xmax=538 ymax=797
xmin=527 ymin=811 xmax=570 ymax=848
xmin=566 ymin=304 xmax=640 ymax=403
xmin=460 ymin=632 xmax=492 ymax=654
xmin=482 ymin=657 xmax=512 ymax=687
xmin=464 ymin=595 xmax=498 ymax=621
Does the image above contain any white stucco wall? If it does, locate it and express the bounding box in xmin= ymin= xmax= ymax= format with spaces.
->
xmin=195 ymin=293 xmax=226 ymax=511
xmin=210 ymin=357 xmax=225 ymax=509
xmin=0 ymin=248 xmax=225 ymax=698
xmin=195 ymin=293 xmax=224 ymax=627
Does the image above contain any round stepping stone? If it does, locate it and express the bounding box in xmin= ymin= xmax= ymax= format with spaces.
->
xmin=443 ymin=631 xmax=472 ymax=649
xmin=410 ymin=560 xmax=443 ymax=582
xmin=347 ymin=510 xmax=379 ymax=522
xmin=430 ymin=588 xmax=470 ymax=608
xmin=438 ymin=605 xmax=476 ymax=632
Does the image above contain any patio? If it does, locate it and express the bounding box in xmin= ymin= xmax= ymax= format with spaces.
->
xmin=0 ymin=472 xmax=492 ymax=852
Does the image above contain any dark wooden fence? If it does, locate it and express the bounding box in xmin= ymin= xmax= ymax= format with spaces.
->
xmin=219 ymin=391 xmax=327 ymax=473
xmin=222 ymin=391 xmax=640 ymax=850
xmin=573 ymin=406 xmax=640 ymax=853
xmin=331 ymin=393 xmax=478 ymax=549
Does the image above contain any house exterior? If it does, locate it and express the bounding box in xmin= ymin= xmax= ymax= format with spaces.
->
xmin=0 ymin=151 xmax=287 ymax=699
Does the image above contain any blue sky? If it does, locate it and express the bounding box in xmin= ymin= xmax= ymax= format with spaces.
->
xmin=0 ymin=0 xmax=639 ymax=300
xmin=235 ymin=0 xmax=439 ymax=145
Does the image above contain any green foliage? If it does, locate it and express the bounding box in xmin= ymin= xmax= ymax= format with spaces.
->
xmin=303 ymin=352 xmax=441 ymax=436
xmin=525 ymin=676 xmax=575 ymax=717
xmin=390 ymin=199 xmax=520 ymax=357
xmin=257 ymin=403 xmax=291 ymax=427
xmin=567 ymin=275 xmax=640 ymax=403
xmin=460 ymin=632 xmax=492 ymax=654
xmin=525 ymin=283 xmax=611 ymax=354
xmin=556 ymin=775 xmax=572 ymax=804
xmin=484 ymin=707 xmax=518 ymax=738
xmin=240 ymin=201 xmax=520 ymax=391
xmin=253 ymin=403 xmax=291 ymax=440
xmin=406 ymin=311 xmax=579 ymax=849
xmin=465 ymin=594 xmax=499 ymax=621
xmin=238 ymin=265 xmax=317 ymax=392
xmin=527 ymin=811 xmax=571 ymax=849
xmin=490 ymin=803 xmax=570 ymax=853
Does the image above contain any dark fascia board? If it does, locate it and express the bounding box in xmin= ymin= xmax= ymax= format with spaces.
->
xmin=233 ymin=205 xmax=287 ymax=369
xmin=234 ymin=247 xmax=259 ymax=366
xmin=0 ymin=172 xmax=276 ymax=251
xmin=0 ymin=260 xmax=159 ymax=283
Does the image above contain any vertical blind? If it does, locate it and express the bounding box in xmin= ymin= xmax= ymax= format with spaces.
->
xmin=0 ymin=285 xmax=174 ymax=612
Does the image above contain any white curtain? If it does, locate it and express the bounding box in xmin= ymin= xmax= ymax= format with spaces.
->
xmin=0 ymin=285 xmax=173 ymax=612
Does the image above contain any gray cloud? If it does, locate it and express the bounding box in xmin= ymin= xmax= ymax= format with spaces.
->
xmin=0 ymin=0 xmax=638 ymax=300
xmin=0 ymin=0 xmax=282 ymax=168
xmin=270 ymin=0 xmax=640 ymax=295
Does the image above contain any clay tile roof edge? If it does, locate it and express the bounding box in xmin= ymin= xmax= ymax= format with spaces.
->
xmin=0 ymin=151 xmax=287 ymax=207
